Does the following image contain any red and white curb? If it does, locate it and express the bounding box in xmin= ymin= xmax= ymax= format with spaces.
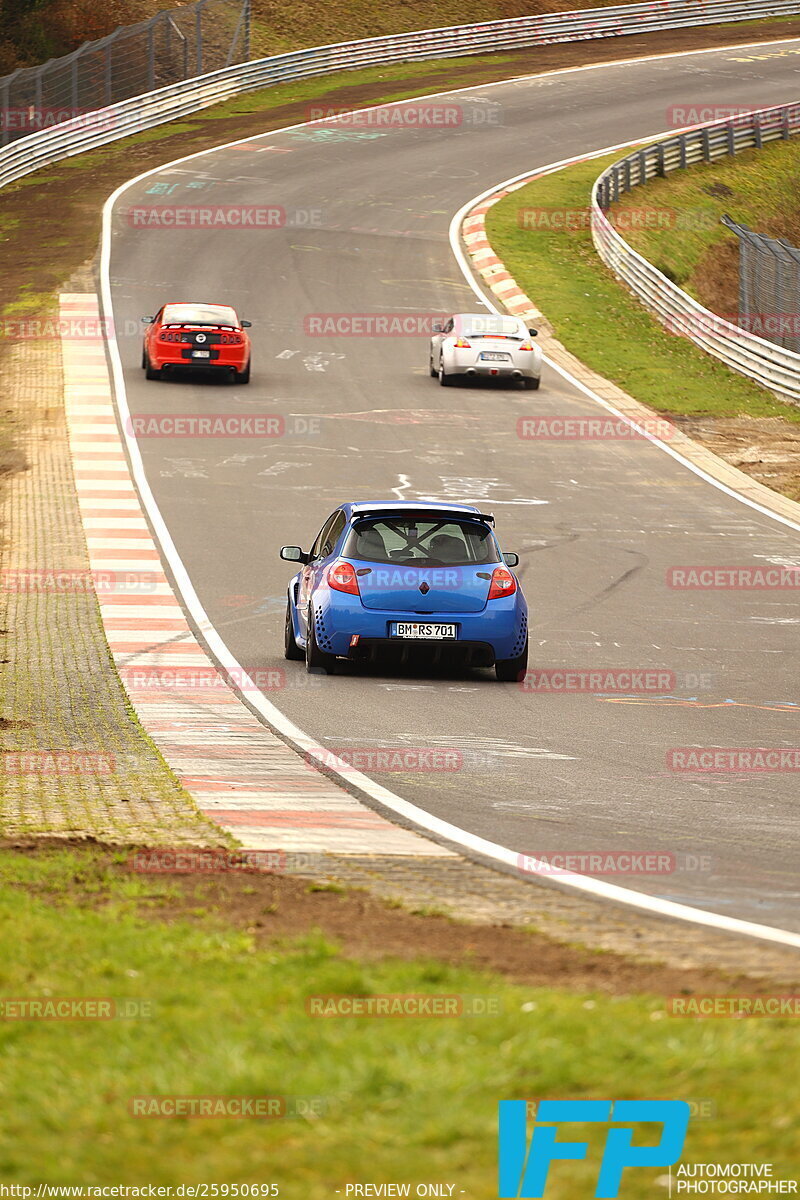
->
xmin=462 ymin=183 xmax=544 ymax=320
xmin=61 ymin=292 xmax=452 ymax=858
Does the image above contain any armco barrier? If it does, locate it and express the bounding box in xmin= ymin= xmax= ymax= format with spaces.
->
xmin=2 ymin=0 xmax=800 ymax=194
xmin=592 ymin=103 xmax=800 ymax=402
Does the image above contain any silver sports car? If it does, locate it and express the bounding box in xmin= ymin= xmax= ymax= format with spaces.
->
xmin=429 ymin=312 xmax=542 ymax=389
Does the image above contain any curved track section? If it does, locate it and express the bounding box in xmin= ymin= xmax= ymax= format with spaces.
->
xmin=104 ymin=42 xmax=800 ymax=935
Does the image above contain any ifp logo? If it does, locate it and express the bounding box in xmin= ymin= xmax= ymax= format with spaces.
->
xmin=498 ymin=1100 xmax=690 ymax=1197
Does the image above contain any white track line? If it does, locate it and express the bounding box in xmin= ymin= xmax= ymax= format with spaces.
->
xmin=99 ymin=42 xmax=800 ymax=948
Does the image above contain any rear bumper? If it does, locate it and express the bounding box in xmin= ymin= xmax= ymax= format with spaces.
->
xmin=349 ymin=638 xmax=495 ymax=668
xmin=312 ymin=593 xmax=527 ymax=661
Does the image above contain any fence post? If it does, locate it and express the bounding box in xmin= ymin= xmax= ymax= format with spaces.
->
xmin=244 ymin=0 xmax=251 ymax=61
xmin=195 ymin=0 xmax=205 ymax=75
xmin=147 ymin=17 xmax=156 ymax=91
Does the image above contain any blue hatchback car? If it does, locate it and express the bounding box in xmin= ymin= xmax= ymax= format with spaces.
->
xmin=281 ymin=502 xmax=528 ymax=680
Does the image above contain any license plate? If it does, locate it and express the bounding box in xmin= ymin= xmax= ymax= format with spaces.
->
xmin=391 ymin=623 xmax=457 ymax=640
xmin=192 ymin=350 xmax=211 ymax=358
xmin=480 ymin=351 xmax=510 ymax=362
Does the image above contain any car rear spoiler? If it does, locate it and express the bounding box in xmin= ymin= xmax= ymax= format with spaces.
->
xmin=352 ymin=509 xmax=495 ymax=526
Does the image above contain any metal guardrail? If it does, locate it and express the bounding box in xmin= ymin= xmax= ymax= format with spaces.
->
xmin=2 ymin=0 xmax=800 ymax=195
xmin=0 ymin=0 xmax=251 ymax=147
xmin=592 ymin=103 xmax=800 ymax=402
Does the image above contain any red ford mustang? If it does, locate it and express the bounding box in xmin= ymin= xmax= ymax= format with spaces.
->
xmin=141 ymin=302 xmax=252 ymax=383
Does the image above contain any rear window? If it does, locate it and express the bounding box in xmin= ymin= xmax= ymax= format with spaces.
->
xmin=162 ymin=304 xmax=239 ymax=327
xmin=460 ymin=314 xmax=525 ymax=339
xmin=343 ymin=518 xmax=498 ymax=567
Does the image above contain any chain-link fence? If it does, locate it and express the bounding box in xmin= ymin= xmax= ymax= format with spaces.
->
xmin=0 ymin=0 xmax=250 ymax=146
xmin=721 ymin=216 xmax=800 ymax=355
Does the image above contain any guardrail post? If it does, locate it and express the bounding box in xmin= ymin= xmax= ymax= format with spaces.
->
xmin=0 ymin=78 xmax=9 ymax=147
xmin=623 ymin=157 xmax=631 ymax=192
xmin=656 ymin=141 xmax=666 ymax=177
xmin=147 ymin=18 xmax=156 ymax=91
xmin=637 ymin=148 xmax=647 ymax=188
xmin=702 ymin=127 xmax=711 ymax=162
xmin=679 ymin=133 xmax=687 ymax=169
xmin=753 ymin=113 xmax=762 ymax=149
xmin=726 ymin=120 xmax=736 ymax=155
xmin=782 ymin=108 xmax=791 ymax=139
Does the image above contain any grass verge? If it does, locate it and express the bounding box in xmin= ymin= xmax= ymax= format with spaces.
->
xmin=485 ymin=152 xmax=800 ymax=424
xmin=0 ymin=843 xmax=797 ymax=1187
xmin=607 ymin=134 xmax=800 ymax=316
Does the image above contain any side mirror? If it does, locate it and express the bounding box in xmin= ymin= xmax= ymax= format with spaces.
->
xmin=280 ymin=546 xmax=308 ymax=564
xmin=141 ymin=316 xmax=154 ymax=324
xmin=503 ymin=552 xmax=519 ymax=568
xmin=241 ymin=320 xmax=252 ymax=328
xmin=528 ymin=328 xmax=538 ymax=337
xmin=432 ymin=320 xmax=444 ymax=333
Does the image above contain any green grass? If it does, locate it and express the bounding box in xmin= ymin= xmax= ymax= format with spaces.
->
xmin=0 ymin=846 xmax=798 ymax=1188
xmin=486 ymin=153 xmax=800 ymax=422
xmin=608 ymin=135 xmax=800 ymax=299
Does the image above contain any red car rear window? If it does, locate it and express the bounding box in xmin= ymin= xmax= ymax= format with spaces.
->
xmin=162 ymin=304 xmax=239 ymax=327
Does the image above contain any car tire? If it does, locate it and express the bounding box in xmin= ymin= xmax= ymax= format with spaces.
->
xmin=495 ymin=639 xmax=528 ymax=683
xmin=305 ymin=608 xmax=336 ymax=675
xmin=144 ymin=353 xmax=160 ymax=381
xmin=235 ymin=359 xmax=251 ymax=384
xmin=429 ymin=358 xmax=437 ymax=378
xmin=284 ymin=601 xmax=304 ymax=661
xmin=439 ymin=362 xmax=455 ymax=387
xmin=522 ymin=377 xmax=540 ymax=391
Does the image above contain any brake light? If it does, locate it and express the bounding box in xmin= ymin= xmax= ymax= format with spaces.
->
xmin=158 ymin=330 xmax=183 ymax=342
xmin=453 ymin=337 xmax=471 ymax=348
xmin=487 ymin=566 xmax=517 ymax=600
xmin=220 ymin=333 xmax=243 ymax=345
xmin=519 ymin=342 xmax=534 ymax=351
xmin=327 ymin=560 xmax=360 ymax=595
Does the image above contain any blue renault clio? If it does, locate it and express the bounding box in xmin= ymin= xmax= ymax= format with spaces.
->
xmin=281 ymin=502 xmax=528 ymax=681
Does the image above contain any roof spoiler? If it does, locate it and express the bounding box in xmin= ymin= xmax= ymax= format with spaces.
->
xmin=353 ymin=509 xmax=495 ymax=526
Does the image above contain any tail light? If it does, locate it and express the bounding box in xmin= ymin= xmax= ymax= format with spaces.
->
xmin=159 ymin=330 xmax=183 ymax=342
xmin=487 ymin=566 xmax=517 ymax=600
xmin=519 ymin=342 xmax=535 ymax=351
xmin=220 ymin=333 xmax=243 ymax=345
xmin=328 ymin=560 xmax=360 ymax=596
xmin=453 ymin=337 xmax=471 ymax=348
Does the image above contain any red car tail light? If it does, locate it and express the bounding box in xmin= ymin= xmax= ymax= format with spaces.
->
xmin=220 ymin=333 xmax=243 ymax=345
xmin=158 ymin=330 xmax=183 ymax=342
xmin=518 ymin=342 xmax=535 ymax=351
xmin=487 ymin=566 xmax=517 ymax=600
xmin=453 ymin=337 xmax=471 ymax=348
xmin=327 ymin=560 xmax=360 ymax=596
